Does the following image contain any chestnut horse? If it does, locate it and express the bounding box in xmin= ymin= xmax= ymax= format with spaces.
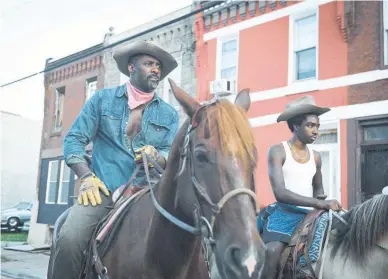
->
xmin=49 ymin=79 xmax=267 ymax=279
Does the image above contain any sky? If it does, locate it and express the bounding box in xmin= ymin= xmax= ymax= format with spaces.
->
xmin=0 ymin=0 xmax=193 ymax=120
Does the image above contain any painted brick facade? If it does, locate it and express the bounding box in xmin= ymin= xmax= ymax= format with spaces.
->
xmin=195 ymin=0 xmax=388 ymax=208
xmin=347 ymin=1 xmax=388 ymax=105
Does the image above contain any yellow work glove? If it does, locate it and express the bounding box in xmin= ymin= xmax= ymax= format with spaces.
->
xmin=78 ymin=173 xmax=110 ymax=206
xmin=135 ymin=145 xmax=160 ymax=167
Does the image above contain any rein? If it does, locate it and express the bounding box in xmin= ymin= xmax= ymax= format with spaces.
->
xmin=141 ymin=150 xmax=259 ymax=240
xmin=141 ymin=101 xmax=259 ymax=243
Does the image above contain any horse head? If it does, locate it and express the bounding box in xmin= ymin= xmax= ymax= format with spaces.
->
xmin=167 ymin=79 xmax=266 ymax=279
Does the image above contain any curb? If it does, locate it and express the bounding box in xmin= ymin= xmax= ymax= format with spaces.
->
xmin=1 ymin=270 xmax=44 ymax=279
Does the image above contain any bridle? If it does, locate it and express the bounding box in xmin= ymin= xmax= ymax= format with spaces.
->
xmin=143 ymin=99 xmax=259 ymax=244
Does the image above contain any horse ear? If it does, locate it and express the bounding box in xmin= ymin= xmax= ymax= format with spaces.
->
xmin=234 ymin=88 xmax=251 ymax=112
xmin=168 ymin=78 xmax=200 ymax=118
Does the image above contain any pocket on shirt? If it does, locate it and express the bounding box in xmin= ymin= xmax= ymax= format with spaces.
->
xmin=101 ymin=111 xmax=122 ymax=136
xmin=145 ymin=120 xmax=170 ymax=147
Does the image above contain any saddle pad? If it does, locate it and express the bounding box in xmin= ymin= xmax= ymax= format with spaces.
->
xmin=97 ymin=188 xmax=149 ymax=242
xmin=299 ymin=212 xmax=329 ymax=267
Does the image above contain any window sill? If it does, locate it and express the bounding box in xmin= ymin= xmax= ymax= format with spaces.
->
xmin=285 ymin=78 xmax=319 ymax=96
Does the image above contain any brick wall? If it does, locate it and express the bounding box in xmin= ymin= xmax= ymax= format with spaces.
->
xmin=348 ymin=1 xmax=388 ymax=105
xmin=42 ymin=55 xmax=104 ymax=154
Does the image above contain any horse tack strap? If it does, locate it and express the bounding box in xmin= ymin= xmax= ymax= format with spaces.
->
xmin=210 ymin=188 xmax=258 ymax=228
xmin=142 ymin=152 xmax=201 ymax=235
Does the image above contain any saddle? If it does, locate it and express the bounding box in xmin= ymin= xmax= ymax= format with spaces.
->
xmin=278 ymin=209 xmax=325 ymax=279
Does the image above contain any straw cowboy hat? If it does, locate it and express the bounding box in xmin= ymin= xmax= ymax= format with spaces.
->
xmin=277 ymin=95 xmax=331 ymax=122
xmin=113 ymin=41 xmax=178 ymax=80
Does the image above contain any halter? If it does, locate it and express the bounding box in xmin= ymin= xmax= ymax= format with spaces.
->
xmin=143 ymin=100 xmax=259 ymax=244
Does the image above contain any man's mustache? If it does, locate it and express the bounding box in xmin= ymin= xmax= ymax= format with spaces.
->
xmin=148 ymin=75 xmax=160 ymax=81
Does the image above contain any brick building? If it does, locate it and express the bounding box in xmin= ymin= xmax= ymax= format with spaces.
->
xmin=103 ymin=4 xmax=197 ymax=125
xmin=29 ymin=5 xmax=197 ymax=244
xmin=35 ymin=45 xmax=105 ymax=228
xmin=194 ymin=0 xmax=388 ymax=208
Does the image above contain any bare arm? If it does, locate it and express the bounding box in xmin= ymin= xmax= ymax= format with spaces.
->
xmin=312 ymin=151 xmax=326 ymax=199
xmin=268 ymin=144 xmax=323 ymax=208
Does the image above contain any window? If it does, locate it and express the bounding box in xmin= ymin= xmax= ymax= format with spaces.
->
xmin=364 ymin=124 xmax=388 ymax=141
xmin=46 ymin=161 xmax=59 ymax=204
xmin=45 ymin=159 xmax=72 ymax=205
xmin=57 ymin=161 xmax=71 ymax=204
xmin=86 ymin=77 xmax=98 ymax=100
xmin=383 ymin=1 xmax=388 ymax=65
xmin=311 ymin=125 xmax=340 ymax=201
xmin=220 ymin=39 xmax=238 ymax=81
xmin=54 ymin=87 xmax=65 ymax=131
xmin=293 ymin=13 xmax=317 ymax=81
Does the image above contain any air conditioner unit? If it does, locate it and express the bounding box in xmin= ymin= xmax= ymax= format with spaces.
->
xmin=210 ymin=79 xmax=236 ymax=96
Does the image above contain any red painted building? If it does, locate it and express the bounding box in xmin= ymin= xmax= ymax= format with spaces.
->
xmin=195 ymin=0 xmax=388 ymax=208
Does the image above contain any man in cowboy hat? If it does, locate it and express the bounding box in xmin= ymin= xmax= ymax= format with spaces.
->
xmin=257 ymin=95 xmax=342 ymax=278
xmin=50 ymin=41 xmax=179 ymax=279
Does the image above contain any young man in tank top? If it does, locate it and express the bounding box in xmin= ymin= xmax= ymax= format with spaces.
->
xmin=257 ymin=96 xmax=342 ymax=279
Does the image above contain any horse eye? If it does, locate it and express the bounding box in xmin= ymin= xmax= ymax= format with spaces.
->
xmin=195 ymin=151 xmax=209 ymax=164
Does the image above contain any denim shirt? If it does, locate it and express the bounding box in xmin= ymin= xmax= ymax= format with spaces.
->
xmin=63 ymin=83 xmax=179 ymax=192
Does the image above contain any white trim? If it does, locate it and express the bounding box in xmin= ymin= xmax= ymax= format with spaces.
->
xmin=288 ymin=9 xmax=319 ymax=84
xmin=250 ymin=68 xmax=388 ymax=102
xmin=57 ymin=161 xmax=70 ymax=205
xmin=45 ymin=160 xmax=58 ymax=204
xmin=384 ymin=1 xmax=388 ymax=65
xmin=203 ymin=0 xmax=334 ymax=42
xmin=249 ymin=99 xmax=388 ymax=128
xmin=215 ymin=34 xmax=239 ymax=90
xmin=311 ymin=120 xmax=341 ymax=201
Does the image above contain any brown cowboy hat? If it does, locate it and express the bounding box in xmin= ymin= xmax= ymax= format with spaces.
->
xmin=277 ymin=95 xmax=331 ymax=122
xmin=113 ymin=41 xmax=178 ymax=80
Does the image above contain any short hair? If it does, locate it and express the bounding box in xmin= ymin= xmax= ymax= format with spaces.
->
xmin=287 ymin=114 xmax=307 ymax=132
xmin=128 ymin=54 xmax=143 ymax=67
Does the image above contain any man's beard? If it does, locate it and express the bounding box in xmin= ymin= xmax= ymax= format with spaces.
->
xmin=148 ymin=75 xmax=160 ymax=91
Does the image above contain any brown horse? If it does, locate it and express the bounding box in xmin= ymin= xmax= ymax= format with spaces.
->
xmin=50 ymin=79 xmax=267 ymax=279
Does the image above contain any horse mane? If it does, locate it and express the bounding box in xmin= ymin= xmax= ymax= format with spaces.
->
xmin=330 ymin=193 xmax=388 ymax=262
xmin=205 ymin=99 xmax=257 ymax=173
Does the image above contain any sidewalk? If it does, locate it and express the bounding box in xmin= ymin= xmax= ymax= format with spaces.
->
xmin=1 ymin=242 xmax=49 ymax=279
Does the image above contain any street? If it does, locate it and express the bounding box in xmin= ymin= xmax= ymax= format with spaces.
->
xmin=1 ymin=247 xmax=49 ymax=279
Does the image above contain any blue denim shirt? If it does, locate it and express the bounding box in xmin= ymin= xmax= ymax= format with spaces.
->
xmin=63 ymin=83 xmax=179 ymax=192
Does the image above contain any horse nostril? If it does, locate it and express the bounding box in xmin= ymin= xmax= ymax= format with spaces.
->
xmin=225 ymin=245 xmax=242 ymax=276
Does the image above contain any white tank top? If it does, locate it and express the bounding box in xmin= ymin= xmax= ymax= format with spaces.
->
xmin=281 ymin=141 xmax=316 ymax=200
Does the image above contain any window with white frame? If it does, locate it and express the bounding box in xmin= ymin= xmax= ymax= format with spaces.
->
xmin=45 ymin=159 xmax=72 ymax=205
xmin=54 ymin=87 xmax=65 ymax=131
xmin=86 ymin=78 xmax=98 ymax=101
xmin=57 ymin=161 xmax=71 ymax=204
xmin=293 ymin=13 xmax=317 ymax=81
xmin=46 ymin=161 xmax=59 ymax=204
xmin=219 ymin=38 xmax=238 ymax=82
xmin=383 ymin=1 xmax=388 ymax=65
xmin=311 ymin=126 xmax=340 ymax=201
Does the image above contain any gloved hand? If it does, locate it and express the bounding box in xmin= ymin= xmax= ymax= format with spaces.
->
xmin=78 ymin=173 xmax=110 ymax=206
xmin=134 ymin=145 xmax=162 ymax=167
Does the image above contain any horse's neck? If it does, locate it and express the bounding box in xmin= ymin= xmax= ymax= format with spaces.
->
xmin=144 ymin=154 xmax=200 ymax=276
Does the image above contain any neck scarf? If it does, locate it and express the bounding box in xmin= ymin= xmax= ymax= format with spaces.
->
xmin=126 ymin=81 xmax=154 ymax=110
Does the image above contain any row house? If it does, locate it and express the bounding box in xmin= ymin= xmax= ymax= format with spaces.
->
xmin=36 ymin=45 xmax=105 ymax=228
xmin=29 ymin=5 xmax=197 ymax=244
xmin=195 ymin=0 xmax=388 ymax=208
